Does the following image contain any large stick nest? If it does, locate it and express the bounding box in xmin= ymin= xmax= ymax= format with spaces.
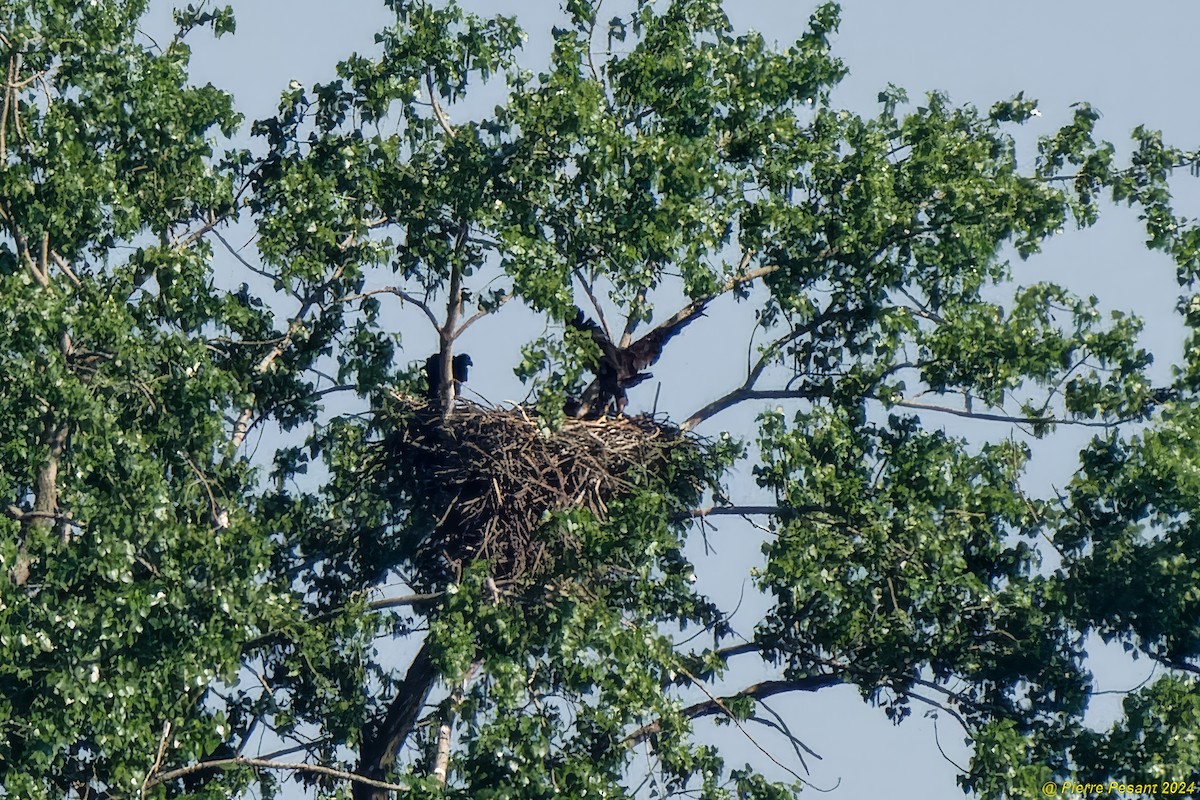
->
xmin=369 ymin=393 xmax=700 ymax=585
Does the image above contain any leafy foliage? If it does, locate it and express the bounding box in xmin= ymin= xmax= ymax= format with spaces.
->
xmin=3 ymin=1 xmax=1200 ymax=799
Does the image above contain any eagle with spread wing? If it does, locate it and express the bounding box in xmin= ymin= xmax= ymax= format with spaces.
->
xmin=565 ymin=303 xmax=705 ymax=418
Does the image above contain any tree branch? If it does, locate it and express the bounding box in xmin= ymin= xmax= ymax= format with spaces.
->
xmin=146 ymin=756 xmax=409 ymax=795
xmin=435 ymin=221 xmax=470 ymax=418
xmin=425 ymin=72 xmax=455 ymax=139
xmin=228 ymin=264 xmax=345 ymax=449
xmin=572 ymin=266 xmax=610 ymax=336
xmin=749 ymin=700 xmax=822 ymax=771
xmin=624 ymin=675 xmax=842 ymax=745
xmin=619 ymin=285 xmax=649 ymax=348
xmin=340 ymin=286 xmax=440 ymax=331
xmin=454 ymin=290 xmax=511 ymax=338
xmin=355 ymin=641 xmax=439 ymax=800
xmin=48 ymin=249 xmax=82 ymax=288
xmin=891 ymin=398 xmax=1140 ymax=429
xmin=680 ymin=302 xmax=839 ymax=431
xmin=681 ymin=505 xmax=833 ymax=525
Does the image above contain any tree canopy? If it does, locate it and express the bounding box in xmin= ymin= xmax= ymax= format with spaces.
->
xmin=3 ymin=1 xmax=1200 ymax=798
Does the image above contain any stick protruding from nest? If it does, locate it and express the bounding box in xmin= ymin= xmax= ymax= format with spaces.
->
xmin=370 ymin=394 xmax=697 ymax=585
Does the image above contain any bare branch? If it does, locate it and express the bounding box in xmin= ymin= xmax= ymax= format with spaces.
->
xmin=681 ymin=504 xmax=833 ymax=528
xmin=0 ymin=52 xmax=14 ymax=161
xmin=892 ymin=398 xmax=1140 ymax=429
xmin=48 ymin=250 xmax=82 ymax=288
xmin=619 ymin=285 xmax=649 ymax=348
xmin=454 ymin=290 xmax=512 ymax=338
xmin=1152 ymin=655 xmax=1200 ymax=676
xmin=173 ymin=210 xmax=229 ymax=250
xmin=680 ymin=301 xmax=838 ymax=431
xmin=369 ymin=592 xmax=444 ymax=611
xmin=139 ymin=722 xmax=172 ymax=800
xmin=624 ymin=675 xmax=842 ymax=745
xmin=906 ymin=690 xmax=970 ymax=734
xmin=213 ymin=229 xmax=297 ymax=298
xmin=146 ymin=756 xmax=409 ymax=795
xmin=0 ymin=203 xmax=49 ymax=288
xmin=572 ymin=266 xmax=610 ymax=336
xmin=749 ymin=700 xmax=822 ymax=771
xmin=431 ymin=662 xmax=479 ymax=786
xmin=341 ymin=286 xmax=441 ymax=332
xmin=229 ymin=264 xmax=345 ymax=449
xmin=686 ymin=505 xmax=782 ymax=519
xmin=5 ymin=505 xmax=73 ymax=524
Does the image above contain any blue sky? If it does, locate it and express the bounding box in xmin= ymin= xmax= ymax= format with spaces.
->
xmin=163 ymin=2 xmax=1200 ymax=796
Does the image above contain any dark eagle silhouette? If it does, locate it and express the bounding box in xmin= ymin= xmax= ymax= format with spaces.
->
xmin=424 ymin=352 xmax=473 ymax=400
xmin=566 ymin=304 xmax=704 ymax=418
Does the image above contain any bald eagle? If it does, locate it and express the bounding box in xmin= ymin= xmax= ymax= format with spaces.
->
xmin=425 ymin=352 xmax=473 ymax=401
xmin=566 ymin=304 xmax=704 ymax=417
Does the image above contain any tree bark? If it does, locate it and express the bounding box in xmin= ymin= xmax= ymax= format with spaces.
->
xmin=11 ymin=421 xmax=68 ymax=586
xmin=353 ymin=641 xmax=439 ymax=800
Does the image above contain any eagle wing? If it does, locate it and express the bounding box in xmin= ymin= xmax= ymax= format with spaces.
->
xmin=624 ymin=302 xmax=707 ymax=372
